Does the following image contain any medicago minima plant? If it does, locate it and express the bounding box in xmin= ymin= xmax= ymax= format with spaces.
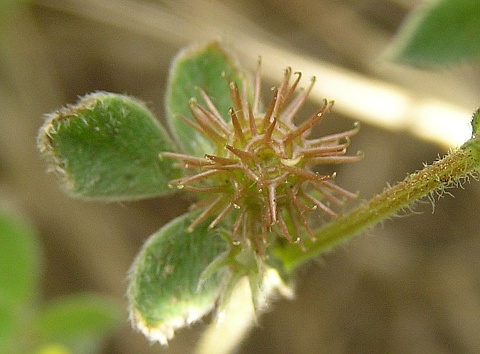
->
xmin=37 ymin=41 xmax=480 ymax=348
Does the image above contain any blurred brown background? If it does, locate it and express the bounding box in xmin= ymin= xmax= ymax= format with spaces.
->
xmin=1 ymin=0 xmax=480 ymax=353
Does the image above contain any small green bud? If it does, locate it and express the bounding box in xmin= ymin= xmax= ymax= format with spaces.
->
xmin=128 ymin=212 xmax=230 ymax=344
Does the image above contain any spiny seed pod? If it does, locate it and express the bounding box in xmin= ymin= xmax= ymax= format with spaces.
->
xmin=163 ymin=62 xmax=363 ymax=253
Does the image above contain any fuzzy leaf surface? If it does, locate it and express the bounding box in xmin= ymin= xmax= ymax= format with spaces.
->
xmin=128 ymin=212 xmax=230 ymax=343
xmin=37 ymin=92 xmax=182 ymax=200
xmin=166 ymin=41 xmax=250 ymax=155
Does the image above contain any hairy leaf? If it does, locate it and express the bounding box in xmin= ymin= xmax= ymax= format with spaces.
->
xmin=128 ymin=212 xmax=230 ymax=344
xmin=166 ymin=41 xmax=251 ymax=155
xmin=37 ymin=92 xmax=182 ymax=200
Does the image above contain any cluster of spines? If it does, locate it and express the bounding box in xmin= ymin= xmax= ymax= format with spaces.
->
xmin=163 ymin=62 xmax=362 ymax=252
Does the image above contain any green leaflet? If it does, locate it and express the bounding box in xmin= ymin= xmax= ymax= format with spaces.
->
xmin=128 ymin=211 xmax=230 ymax=344
xmin=386 ymin=0 xmax=480 ymax=66
xmin=0 ymin=210 xmax=41 ymax=354
xmin=166 ymin=41 xmax=250 ymax=156
xmin=0 ymin=209 xmax=122 ymax=354
xmin=37 ymin=92 xmax=182 ymax=200
xmin=35 ymin=294 xmax=122 ymax=354
xmin=0 ymin=209 xmax=42 ymax=309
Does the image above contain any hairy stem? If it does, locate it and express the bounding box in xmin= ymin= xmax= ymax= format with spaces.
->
xmin=274 ymin=136 xmax=480 ymax=274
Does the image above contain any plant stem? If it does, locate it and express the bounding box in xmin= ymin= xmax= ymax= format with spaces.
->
xmin=274 ymin=135 xmax=480 ymax=274
xmin=195 ymin=277 xmax=256 ymax=354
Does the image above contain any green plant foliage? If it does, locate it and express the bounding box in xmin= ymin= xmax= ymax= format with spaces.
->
xmin=37 ymin=92 xmax=182 ymax=200
xmin=471 ymin=107 xmax=480 ymax=137
xmin=0 ymin=209 xmax=42 ymax=308
xmin=37 ymin=40 xmax=480 ymax=352
xmin=0 ymin=302 xmax=16 ymax=354
xmin=166 ymin=41 xmax=251 ymax=155
xmin=386 ymin=0 xmax=480 ymax=66
xmin=128 ymin=212 xmax=230 ymax=344
xmin=35 ymin=294 xmax=123 ymax=354
xmin=0 ymin=209 xmax=42 ymax=354
xmin=0 ymin=208 xmax=122 ymax=354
